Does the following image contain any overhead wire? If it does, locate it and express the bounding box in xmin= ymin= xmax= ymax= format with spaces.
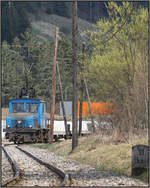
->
xmin=2 ymin=44 xmax=51 ymax=49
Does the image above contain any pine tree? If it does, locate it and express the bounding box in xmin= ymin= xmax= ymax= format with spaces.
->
xmin=2 ymin=2 xmax=30 ymax=43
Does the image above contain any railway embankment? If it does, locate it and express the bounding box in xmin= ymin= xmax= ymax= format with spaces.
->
xmin=28 ymin=131 xmax=148 ymax=186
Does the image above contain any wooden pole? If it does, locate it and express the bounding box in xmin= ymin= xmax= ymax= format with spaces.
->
xmin=72 ymin=0 xmax=78 ymax=150
xmin=49 ymin=27 xmax=59 ymax=143
xmin=56 ymin=61 xmax=69 ymax=139
xmin=78 ymin=100 xmax=83 ymax=136
xmin=84 ymin=78 xmax=96 ymax=133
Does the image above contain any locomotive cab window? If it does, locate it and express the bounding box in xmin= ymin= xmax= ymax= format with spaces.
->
xmin=12 ymin=103 xmax=24 ymax=112
xmin=26 ymin=103 xmax=39 ymax=113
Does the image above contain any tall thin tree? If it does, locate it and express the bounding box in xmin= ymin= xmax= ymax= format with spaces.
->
xmin=49 ymin=27 xmax=59 ymax=143
xmin=79 ymin=43 xmax=85 ymax=136
xmin=82 ymin=44 xmax=95 ymax=133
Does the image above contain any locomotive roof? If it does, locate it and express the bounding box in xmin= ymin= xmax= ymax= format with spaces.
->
xmin=9 ymin=98 xmax=46 ymax=103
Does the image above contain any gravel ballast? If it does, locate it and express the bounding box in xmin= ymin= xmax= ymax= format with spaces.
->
xmin=21 ymin=145 xmax=147 ymax=186
xmin=4 ymin=145 xmax=61 ymax=186
xmin=2 ymin=150 xmax=14 ymax=184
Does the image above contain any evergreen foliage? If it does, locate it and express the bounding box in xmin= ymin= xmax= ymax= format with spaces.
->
xmin=2 ymin=29 xmax=73 ymax=108
xmin=47 ymin=2 xmax=71 ymax=18
xmin=2 ymin=2 xmax=30 ymax=43
xmin=2 ymin=41 xmax=24 ymax=106
xmin=2 ymin=2 xmax=148 ymax=43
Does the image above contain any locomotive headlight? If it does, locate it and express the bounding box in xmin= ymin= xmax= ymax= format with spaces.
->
xmin=7 ymin=125 xmax=10 ymax=128
xmin=29 ymin=125 xmax=32 ymax=128
xmin=18 ymin=120 xmax=22 ymax=124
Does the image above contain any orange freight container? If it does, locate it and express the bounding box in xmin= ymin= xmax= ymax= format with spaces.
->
xmin=78 ymin=102 xmax=116 ymax=117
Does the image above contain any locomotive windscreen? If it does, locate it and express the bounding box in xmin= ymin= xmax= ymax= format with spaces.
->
xmin=12 ymin=102 xmax=39 ymax=113
xmin=12 ymin=103 xmax=24 ymax=112
xmin=26 ymin=103 xmax=39 ymax=113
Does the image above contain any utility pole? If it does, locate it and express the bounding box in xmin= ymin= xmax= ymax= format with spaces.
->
xmin=49 ymin=27 xmax=59 ymax=144
xmin=79 ymin=43 xmax=85 ymax=136
xmin=81 ymin=44 xmax=95 ymax=133
xmin=72 ymin=0 xmax=78 ymax=150
xmin=56 ymin=61 xmax=69 ymax=139
xmin=84 ymin=78 xmax=96 ymax=133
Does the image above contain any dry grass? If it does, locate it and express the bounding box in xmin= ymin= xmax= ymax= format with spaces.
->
xmin=31 ymin=129 xmax=148 ymax=183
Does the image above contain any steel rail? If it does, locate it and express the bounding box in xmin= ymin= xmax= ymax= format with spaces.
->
xmin=16 ymin=146 xmax=71 ymax=186
xmin=3 ymin=142 xmax=16 ymax=147
xmin=2 ymin=145 xmax=20 ymax=187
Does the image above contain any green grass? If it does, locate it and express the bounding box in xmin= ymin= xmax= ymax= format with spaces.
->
xmin=30 ymin=133 xmax=148 ymax=184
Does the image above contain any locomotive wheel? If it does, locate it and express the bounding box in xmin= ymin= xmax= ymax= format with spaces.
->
xmin=33 ymin=138 xmax=38 ymax=143
xmin=5 ymin=133 xmax=9 ymax=139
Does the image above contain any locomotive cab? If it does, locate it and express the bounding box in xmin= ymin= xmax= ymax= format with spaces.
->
xmin=4 ymin=98 xmax=47 ymax=143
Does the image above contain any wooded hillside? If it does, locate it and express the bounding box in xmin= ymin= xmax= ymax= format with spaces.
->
xmin=2 ymin=1 xmax=148 ymax=43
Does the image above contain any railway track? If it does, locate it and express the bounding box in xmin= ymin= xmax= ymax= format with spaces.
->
xmin=2 ymin=144 xmax=71 ymax=186
xmin=2 ymin=145 xmax=20 ymax=187
xmin=2 ymin=143 xmax=147 ymax=187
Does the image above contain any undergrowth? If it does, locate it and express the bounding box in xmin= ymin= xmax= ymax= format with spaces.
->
xmin=30 ymin=130 xmax=148 ymax=184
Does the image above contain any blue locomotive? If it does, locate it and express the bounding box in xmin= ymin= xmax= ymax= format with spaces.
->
xmin=3 ymin=81 xmax=92 ymax=143
xmin=4 ymin=98 xmax=49 ymax=143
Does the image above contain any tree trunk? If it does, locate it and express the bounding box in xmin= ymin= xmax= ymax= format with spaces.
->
xmin=72 ymin=0 xmax=78 ymax=150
